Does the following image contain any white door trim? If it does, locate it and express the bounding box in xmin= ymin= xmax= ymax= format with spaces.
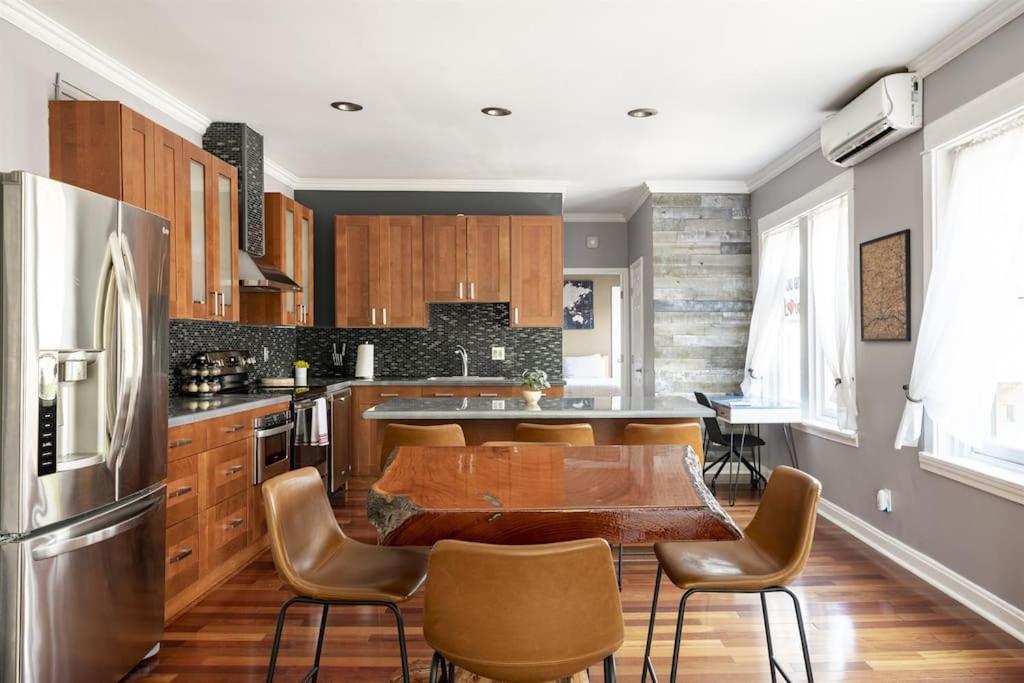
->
xmin=629 ymin=257 xmax=645 ymax=398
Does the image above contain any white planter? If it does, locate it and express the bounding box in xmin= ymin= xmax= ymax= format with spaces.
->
xmin=521 ymin=389 xmax=542 ymax=405
xmin=294 ymin=367 xmax=308 ymax=387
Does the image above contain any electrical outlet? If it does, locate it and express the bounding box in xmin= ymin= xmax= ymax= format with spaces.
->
xmin=877 ymin=489 xmax=893 ymax=513
xmin=263 ymin=346 xmax=269 ymax=362
xmin=491 ymin=346 xmax=506 ymax=361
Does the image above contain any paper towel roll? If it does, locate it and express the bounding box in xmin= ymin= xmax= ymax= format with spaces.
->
xmin=355 ymin=343 xmax=374 ymax=379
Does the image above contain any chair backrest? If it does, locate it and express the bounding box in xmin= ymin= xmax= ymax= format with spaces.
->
xmin=692 ymin=391 xmax=726 ymax=443
xmin=423 ymin=538 xmax=624 ymax=682
xmin=513 ymin=422 xmax=595 ymax=447
xmin=379 ymin=423 xmax=466 ymax=469
xmin=622 ymin=423 xmax=705 ymax=465
xmin=744 ymin=466 xmax=822 ymax=585
xmin=261 ymin=467 xmax=346 ymax=594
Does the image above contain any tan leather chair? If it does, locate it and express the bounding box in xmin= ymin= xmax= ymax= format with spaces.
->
xmin=622 ymin=422 xmax=705 ymax=465
xmin=424 ymin=538 xmax=625 ymax=682
xmin=641 ymin=466 xmax=821 ymax=683
xmin=379 ymin=423 xmax=466 ymax=469
xmin=513 ymin=422 xmax=595 ymax=446
xmin=480 ymin=440 xmax=572 ymax=447
xmin=262 ymin=467 xmax=428 ymax=683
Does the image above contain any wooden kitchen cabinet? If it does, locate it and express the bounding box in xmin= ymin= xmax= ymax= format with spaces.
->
xmin=335 ymin=216 xmax=426 ymax=328
xmin=49 ymin=101 xmax=238 ymax=322
xmin=424 ymin=215 xmax=510 ymax=303
xmin=510 ymin=216 xmax=563 ymax=327
xmin=241 ymin=193 xmax=313 ymax=326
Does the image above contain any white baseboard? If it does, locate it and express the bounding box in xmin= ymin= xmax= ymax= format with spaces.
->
xmin=817 ymin=497 xmax=1024 ymax=644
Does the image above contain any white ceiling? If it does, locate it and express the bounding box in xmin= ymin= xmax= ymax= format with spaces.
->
xmin=25 ymin=0 xmax=995 ymax=215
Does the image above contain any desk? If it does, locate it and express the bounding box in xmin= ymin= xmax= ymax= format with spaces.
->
xmin=367 ymin=444 xmax=741 ymax=546
xmin=710 ymin=395 xmax=801 ymax=470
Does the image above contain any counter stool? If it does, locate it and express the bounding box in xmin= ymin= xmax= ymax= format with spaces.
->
xmin=379 ymin=423 xmax=466 ymax=470
xmin=615 ymin=423 xmax=706 ymax=589
xmin=262 ymin=467 xmax=428 ymax=683
xmin=513 ymin=423 xmax=595 ymax=446
xmin=641 ymin=466 xmax=821 ymax=683
xmin=424 ymin=539 xmax=624 ymax=682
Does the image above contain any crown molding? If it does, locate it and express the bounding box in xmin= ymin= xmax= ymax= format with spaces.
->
xmin=745 ymin=131 xmax=823 ymax=192
xmin=645 ymin=179 xmax=750 ymax=195
xmin=563 ymin=212 xmax=627 ymax=223
xmin=745 ymin=0 xmax=1024 ymax=194
xmin=625 ymin=183 xmax=652 ymax=222
xmin=292 ymin=177 xmax=566 ymax=194
xmin=2 ymin=0 xmax=301 ymax=189
xmin=909 ymin=0 xmax=1024 ymax=78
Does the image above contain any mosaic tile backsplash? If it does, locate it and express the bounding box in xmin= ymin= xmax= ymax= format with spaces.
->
xmin=169 ymin=304 xmax=561 ymax=394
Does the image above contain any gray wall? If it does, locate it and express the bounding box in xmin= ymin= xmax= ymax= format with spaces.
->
xmin=749 ymin=14 xmax=1024 ymax=611
xmin=564 ymin=221 xmax=628 ymax=268
xmin=294 ymin=190 xmax=562 ymax=326
xmin=627 ymin=196 xmax=655 ymax=395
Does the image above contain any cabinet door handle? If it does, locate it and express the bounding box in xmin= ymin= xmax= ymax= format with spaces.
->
xmin=169 ymin=485 xmax=193 ymax=498
xmin=514 ymin=307 xmax=519 ymax=325
xmin=210 ymin=290 xmax=218 ymax=317
xmin=470 ymin=282 xmax=475 ymax=299
xmin=458 ymin=282 xmax=464 ymax=300
xmin=371 ymin=307 xmax=376 ymax=325
xmin=218 ymin=291 xmax=225 ymax=317
xmin=169 ymin=437 xmax=193 ymax=449
xmin=170 ymin=547 xmax=193 ymax=564
xmin=225 ymin=465 xmax=244 ymax=475
xmin=226 ymin=518 xmax=244 ymax=529
xmin=382 ymin=307 xmax=387 ymax=326
xmin=432 ymin=392 xmax=455 ymax=397
xmin=379 ymin=392 xmax=399 ymax=398
xmin=479 ymin=392 xmax=499 ymax=398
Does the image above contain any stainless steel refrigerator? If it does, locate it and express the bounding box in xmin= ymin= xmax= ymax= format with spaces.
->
xmin=0 ymin=172 xmax=169 ymax=682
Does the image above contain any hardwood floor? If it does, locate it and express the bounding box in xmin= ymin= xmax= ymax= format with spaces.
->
xmin=129 ymin=480 xmax=1024 ymax=682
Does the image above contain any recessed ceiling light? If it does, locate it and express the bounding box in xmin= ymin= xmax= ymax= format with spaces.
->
xmin=627 ymin=108 xmax=658 ymax=118
xmin=481 ymin=106 xmax=512 ymax=117
xmin=330 ymin=101 xmax=363 ymax=112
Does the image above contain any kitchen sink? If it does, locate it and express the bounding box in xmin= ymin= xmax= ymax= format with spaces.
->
xmin=425 ymin=376 xmax=507 ymax=382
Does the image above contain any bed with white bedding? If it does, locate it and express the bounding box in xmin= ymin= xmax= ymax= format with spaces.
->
xmin=562 ymin=354 xmax=621 ymax=397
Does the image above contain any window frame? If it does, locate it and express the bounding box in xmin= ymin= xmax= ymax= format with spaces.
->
xmin=919 ymin=69 xmax=1024 ymax=499
xmin=756 ymin=171 xmax=858 ymax=445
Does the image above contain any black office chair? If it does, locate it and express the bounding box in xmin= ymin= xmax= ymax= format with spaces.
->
xmin=694 ymin=392 xmax=767 ymax=505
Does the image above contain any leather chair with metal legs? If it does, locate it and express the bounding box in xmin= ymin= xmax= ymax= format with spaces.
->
xmin=641 ymin=466 xmax=821 ymax=683
xmin=423 ymin=538 xmax=624 ymax=682
xmin=614 ymin=423 xmax=706 ymax=590
xmin=379 ymin=423 xmax=466 ymax=470
xmin=262 ymin=467 xmax=429 ymax=683
xmin=513 ymin=422 xmax=596 ymax=446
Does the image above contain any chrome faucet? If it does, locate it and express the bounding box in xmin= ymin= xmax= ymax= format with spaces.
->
xmin=455 ymin=345 xmax=469 ymax=377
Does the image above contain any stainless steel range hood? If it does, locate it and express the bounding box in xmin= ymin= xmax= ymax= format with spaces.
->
xmin=238 ymin=250 xmax=301 ymax=292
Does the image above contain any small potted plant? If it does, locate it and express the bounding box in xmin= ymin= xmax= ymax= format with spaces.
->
xmin=519 ymin=369 xmax=550 ymax=406
xmin=293 ymin=359 xmax=310 ymax=387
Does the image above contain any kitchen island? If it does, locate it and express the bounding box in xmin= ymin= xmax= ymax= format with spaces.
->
xmin=362 ymin=395 xmax=713 ymax=452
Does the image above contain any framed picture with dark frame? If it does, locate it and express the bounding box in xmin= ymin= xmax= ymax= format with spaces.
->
xmin=860 ymin=229 xmax=911 ymax=341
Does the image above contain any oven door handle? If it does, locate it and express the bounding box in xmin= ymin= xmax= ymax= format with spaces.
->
xmin=255 ymin=422 xmax=294 ymax=439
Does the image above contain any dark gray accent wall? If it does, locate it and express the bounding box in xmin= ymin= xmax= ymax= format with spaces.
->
xmin=749 ymin=14 xmax=1024 ymax=611
xmin=627 ymin=196 xmax=655 ymax=395
xmin=564 ymin=221 xmax=628 ymax=268
xmin=294 ymin=190 xmax=562 ymax=326
xmin=169 ymin=320 xmax=296 ymax=394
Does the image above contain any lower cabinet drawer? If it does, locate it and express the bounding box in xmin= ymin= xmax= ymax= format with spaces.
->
xmin=249 ymin=484 xmax=267 ymax=546
xmin=200 ymin=491 xmax=249 ymax=575
xmin=166 ymin=516 xmax=200 ymax=601
xmin=166 ymin=456 xmax=199 ymax=527
xmin=168 ymin=422 xmax=205 ymax=462
xmin=199 ymin=439 xmax=250 ymax=509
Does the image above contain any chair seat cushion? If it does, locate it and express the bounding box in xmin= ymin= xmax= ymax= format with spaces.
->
xmin=293 ymin=542 xmax=429 ymax=603
xmin=654 ymin=538 xmax=791 ymax=591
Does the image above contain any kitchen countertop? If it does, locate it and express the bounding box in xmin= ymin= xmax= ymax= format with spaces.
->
xmin=363 ymin=395 xmax=714 ymax=420
xmin=169 ymin=393 xmax=291 ymax=427
xmin=309 ymin=376 xmax=566 ymax=387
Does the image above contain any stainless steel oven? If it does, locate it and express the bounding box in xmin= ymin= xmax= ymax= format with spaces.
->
xmin=253 ymin=410 xmax=293 ymax=484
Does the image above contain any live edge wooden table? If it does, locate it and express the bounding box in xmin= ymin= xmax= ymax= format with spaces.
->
xmin=367 ymin=444 xmax=741 ymax=546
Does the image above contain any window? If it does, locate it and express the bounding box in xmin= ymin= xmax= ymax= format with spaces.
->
xmin=750 ymin=172 xmax=857 ymax=440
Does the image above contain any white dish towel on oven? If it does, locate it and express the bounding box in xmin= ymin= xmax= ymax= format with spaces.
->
xmin=310 ymin=397 xmax=329 ymax=446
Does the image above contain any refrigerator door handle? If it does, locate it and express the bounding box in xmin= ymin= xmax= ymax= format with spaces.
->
xmin=105 ymin=234 xmax=133 ymax=467
xmin=112 ymin=235 xmax=144 ymax=472
xmin=30 ymin=492 xmax=162 ymax=561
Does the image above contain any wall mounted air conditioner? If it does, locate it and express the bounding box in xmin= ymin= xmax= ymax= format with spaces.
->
xmin=821 ymin=73 xmax=922 ymax=167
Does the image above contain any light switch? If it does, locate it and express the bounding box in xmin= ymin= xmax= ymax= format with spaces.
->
xmin=491 ymin=346 xmax=506 ymax=361
xmin=586 ymin=235 xmax=600 ymax=249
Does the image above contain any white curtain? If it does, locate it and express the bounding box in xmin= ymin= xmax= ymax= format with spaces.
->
xmin=809 ymin=195 xmax=858 ymax=431
xmin=896 ymin=120 xmax=1024 ymax=448
xmin=742 ymin=225 xmax=800 ymax=398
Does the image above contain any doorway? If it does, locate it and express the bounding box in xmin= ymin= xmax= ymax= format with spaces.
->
xmin=629 ymin=257 xmax=645 ymax=398
xmin=562 ymin=268 xmax=629 ymax=397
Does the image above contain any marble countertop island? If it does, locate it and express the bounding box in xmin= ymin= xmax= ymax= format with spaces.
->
xmin=363 ymin=395 xmax=713 ymax=420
